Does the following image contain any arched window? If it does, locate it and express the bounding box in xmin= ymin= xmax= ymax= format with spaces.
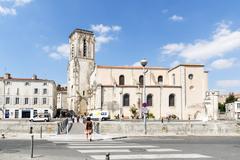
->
xmin=158 ymin=75 xmax=163 ymax=84
xmin=169 ymin=94 xmax=175 ymax=106
xmin=139 ymin=75 xmax=144 ymax=85
xmin=119 ymin=75 xmax=125 ymax=85
xmin=83 ymin=38 xmax=87 ymax=57
xmin=123 ymin=94 xmax=130 ymax=106
xmin=147 ymin=94 xmax=153 ymax=106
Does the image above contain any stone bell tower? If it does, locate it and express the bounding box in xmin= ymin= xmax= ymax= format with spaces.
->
xmin=67 ymin=29 xmax=95 ymax=115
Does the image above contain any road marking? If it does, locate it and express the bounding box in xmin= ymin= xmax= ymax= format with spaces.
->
xmin=67 ymin=145 xmax=157 ymax=149
xmin=68 ymin=143 xmax=129 ymax=146
xmin=146 ymin=148 xmax=181 ymax=152
xmin=77 ymin=149 xmax=130 ymax=153
xmin=91 ymin=154 xmax=212 ymax=159
xmin=53 ymin=141 xmax=123 ymax=144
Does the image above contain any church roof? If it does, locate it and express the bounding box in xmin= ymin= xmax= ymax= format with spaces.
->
xmin=69 ymin=28 xmax=94 ymax=38
xmin=97 ymin=65 xmax=169 ymax=70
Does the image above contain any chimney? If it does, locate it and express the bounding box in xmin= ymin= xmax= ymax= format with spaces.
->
xmin=32 ymin=74 xmax=38 ymax=80
xmin=4 ymin=73 xmax=11 ymax=79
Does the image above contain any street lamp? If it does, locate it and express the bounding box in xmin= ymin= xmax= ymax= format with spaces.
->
xmin=140 ymin=58 xmax=148 ymax=135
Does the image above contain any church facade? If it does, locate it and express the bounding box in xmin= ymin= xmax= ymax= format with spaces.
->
xmin=67 ymin=28 xmax=213 ymax=120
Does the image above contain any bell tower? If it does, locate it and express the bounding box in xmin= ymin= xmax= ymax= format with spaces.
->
xmin=67 ymin=29 xmax=95 ymax=115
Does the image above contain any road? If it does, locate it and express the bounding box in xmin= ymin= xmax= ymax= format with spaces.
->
xmin=0 ymin=136 xmax=240 ymax=160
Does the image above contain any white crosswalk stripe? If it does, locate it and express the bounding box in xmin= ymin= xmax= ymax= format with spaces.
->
xmin=49 ymin=139 xmax=212 ymax=159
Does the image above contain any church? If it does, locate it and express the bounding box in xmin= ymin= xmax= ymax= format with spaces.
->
xmin=67 ymin=28 xmax=216 ymax=120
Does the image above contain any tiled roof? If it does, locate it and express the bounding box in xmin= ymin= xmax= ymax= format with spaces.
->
xmin=97 ymin=65 xmax=169 ymax=70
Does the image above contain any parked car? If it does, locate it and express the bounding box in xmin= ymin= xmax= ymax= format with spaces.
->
xmin=30 ymin=113 xmax=50 ymax=122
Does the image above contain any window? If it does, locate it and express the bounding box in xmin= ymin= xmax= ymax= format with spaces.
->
xmin=34 ymin=88 xmax=38 ymax=94
xmin=119 ymin=75 xmax=125 ymax=85
xmin=43 ymin=98 xmax=47 ymax=104
xmin=15 ymin=110 xmax=19 ymax=118
xmin=123 ymin=94 xmax=130 ymax=106
xmin=237 ymin=103 xmax=240 ymax=109
xmin=158 ymin=76 xmax=163 ymax=84
xmin=24 ymin=98 xmax=28 ymax=104
xmin=16 ymin=88 xmax=19 ymax=95
xmin=188 ymin=74 xmax=193 ymax=80
xmin=25 ymin=82 xmax=30 ymax=86
xmin=5 ymin=109 xmax=9 ymax=118
xmin=43 ymin=82 xmax=47 ymax=86
xmin=71 ymin=44 xmax=74 ymax=58
xmin=172 ymin=74 xmax=175 ymax=85
xmin=139 ymin=75 xmax=144 ymax=86
xmin=6 ymin=81 xmax=10 ymax=85
xmin=44 ymin=110 xmax=48 ymax=117
xmin=43 ymin=89 xmax=47 ymax=94
xmin=83 ymin=38 xmax=87 ymax=57
xmin=33 ymin=98 xmax=38 ymax=105
xmin=34 ymin=110 xmax=37 ymax=116
xmin=6 ymin=97 xmax=10 ymax=104
xmin=15 ymin=97 xmax=19 ymax=104
xmin=169 ymin=94 xmax=175 ymax=107
xmin=147 ymin=94 xmax=153 ymax=106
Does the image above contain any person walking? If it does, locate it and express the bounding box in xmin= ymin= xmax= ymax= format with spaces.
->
xmin=85 ymin=117 xmax=93 ymax=141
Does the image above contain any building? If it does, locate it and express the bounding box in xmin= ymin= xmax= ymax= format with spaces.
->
xmin=225 ymin=101 xmax=240 ymax=120
xmin=67 ymin=28 xmax=214 ymax=120
xmin=0 ymin=73 xmax=57 ymax=119
xmin=57 ymin=85 xmax=68 ymax=110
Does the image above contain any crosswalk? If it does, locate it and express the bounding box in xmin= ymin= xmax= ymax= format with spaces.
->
xmin=50 ymin=139 xmax=212 ymax=160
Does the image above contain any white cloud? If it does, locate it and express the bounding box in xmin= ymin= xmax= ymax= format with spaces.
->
xmin=43 ymin=43 xmax=69 ymax=60
xmin=169 ymin=15 xmax=184 ymax=22
xmin=0 ymin=0 xmax=31 ymax=16
xmin=161 ymin=21 xmax=240 ymax=62
xmin=132 ymin=61 xmax=141 ymax=66
xmin=0 ymin=5 xmax=16 ymax=15
xmin=217 ymin=80 xmax=240 ymax=88
xmin=14 ymin=0 xmax=32 ymax=6
xmin=90 ymin=24 xmax=122 ymax=52
xmin=56 ymin=44 xmax=69 ymax=58
xmin=170 ymin=60 xmax=180 ymax=68
xmin=211 ymin=58 xmax=236 ymax=69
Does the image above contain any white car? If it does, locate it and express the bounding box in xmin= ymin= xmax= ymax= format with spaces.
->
xmin=30 ymin=114 xmax=50 ymax=122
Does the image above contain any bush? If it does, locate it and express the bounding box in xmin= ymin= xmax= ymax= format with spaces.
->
xmin=129 ymin=104 xmax=138 ymax=119
xmin=147 ymin=112 xmax=155 ymax=119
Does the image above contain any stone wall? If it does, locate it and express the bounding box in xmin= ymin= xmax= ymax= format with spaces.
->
xmin=98 ymin=121 xmax=240 ymax=136
xmin=0 ymin=120 xmax=61 ymax=134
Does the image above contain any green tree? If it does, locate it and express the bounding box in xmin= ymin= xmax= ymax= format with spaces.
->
xmin=225 ymin=93 xmax=238 ymax=104
xmin=218 ymin=102 xmax=225 ymax=112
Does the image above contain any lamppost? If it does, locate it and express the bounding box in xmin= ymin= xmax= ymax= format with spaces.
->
xmin=140 ymin=58 xmax=148 ymax=135
xmin=119 ymin=87 xmax=123 ymax=120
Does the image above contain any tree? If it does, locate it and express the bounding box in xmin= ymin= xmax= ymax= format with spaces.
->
xmin=218 ymin=93 xmax=238 ymax=113
xmin=218 ymin=103 xmax=225 ymax=112
xmin=225 ymin=93 xmax=238 ymax=104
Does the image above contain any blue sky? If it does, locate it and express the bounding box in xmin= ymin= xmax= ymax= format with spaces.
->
xmin=0 ymin=0 xmax=240 ymax=94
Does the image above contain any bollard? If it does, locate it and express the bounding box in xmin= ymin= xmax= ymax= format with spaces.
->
xmin=30 ymin=126 xmax=33 ymax=134
xmin=31 ymin=135 xmax=34 ymax=158
xmin=2 ymin=133 xmax=5 ymax=139
xmin=105 ymin=153 xmax=110 ymax=160
xmin=40 ymin=126 xmax=42 ymax=139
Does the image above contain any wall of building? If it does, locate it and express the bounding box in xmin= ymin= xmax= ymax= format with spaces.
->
xmin=0 ymin=75 xmax=56 ymax=119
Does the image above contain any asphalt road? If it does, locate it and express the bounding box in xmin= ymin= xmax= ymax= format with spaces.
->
xmin=0 ymin=136 xmax=240 ymax=160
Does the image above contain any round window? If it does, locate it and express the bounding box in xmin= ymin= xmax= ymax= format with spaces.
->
xmin=188 ymin=74 xmax=193 ymax=80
